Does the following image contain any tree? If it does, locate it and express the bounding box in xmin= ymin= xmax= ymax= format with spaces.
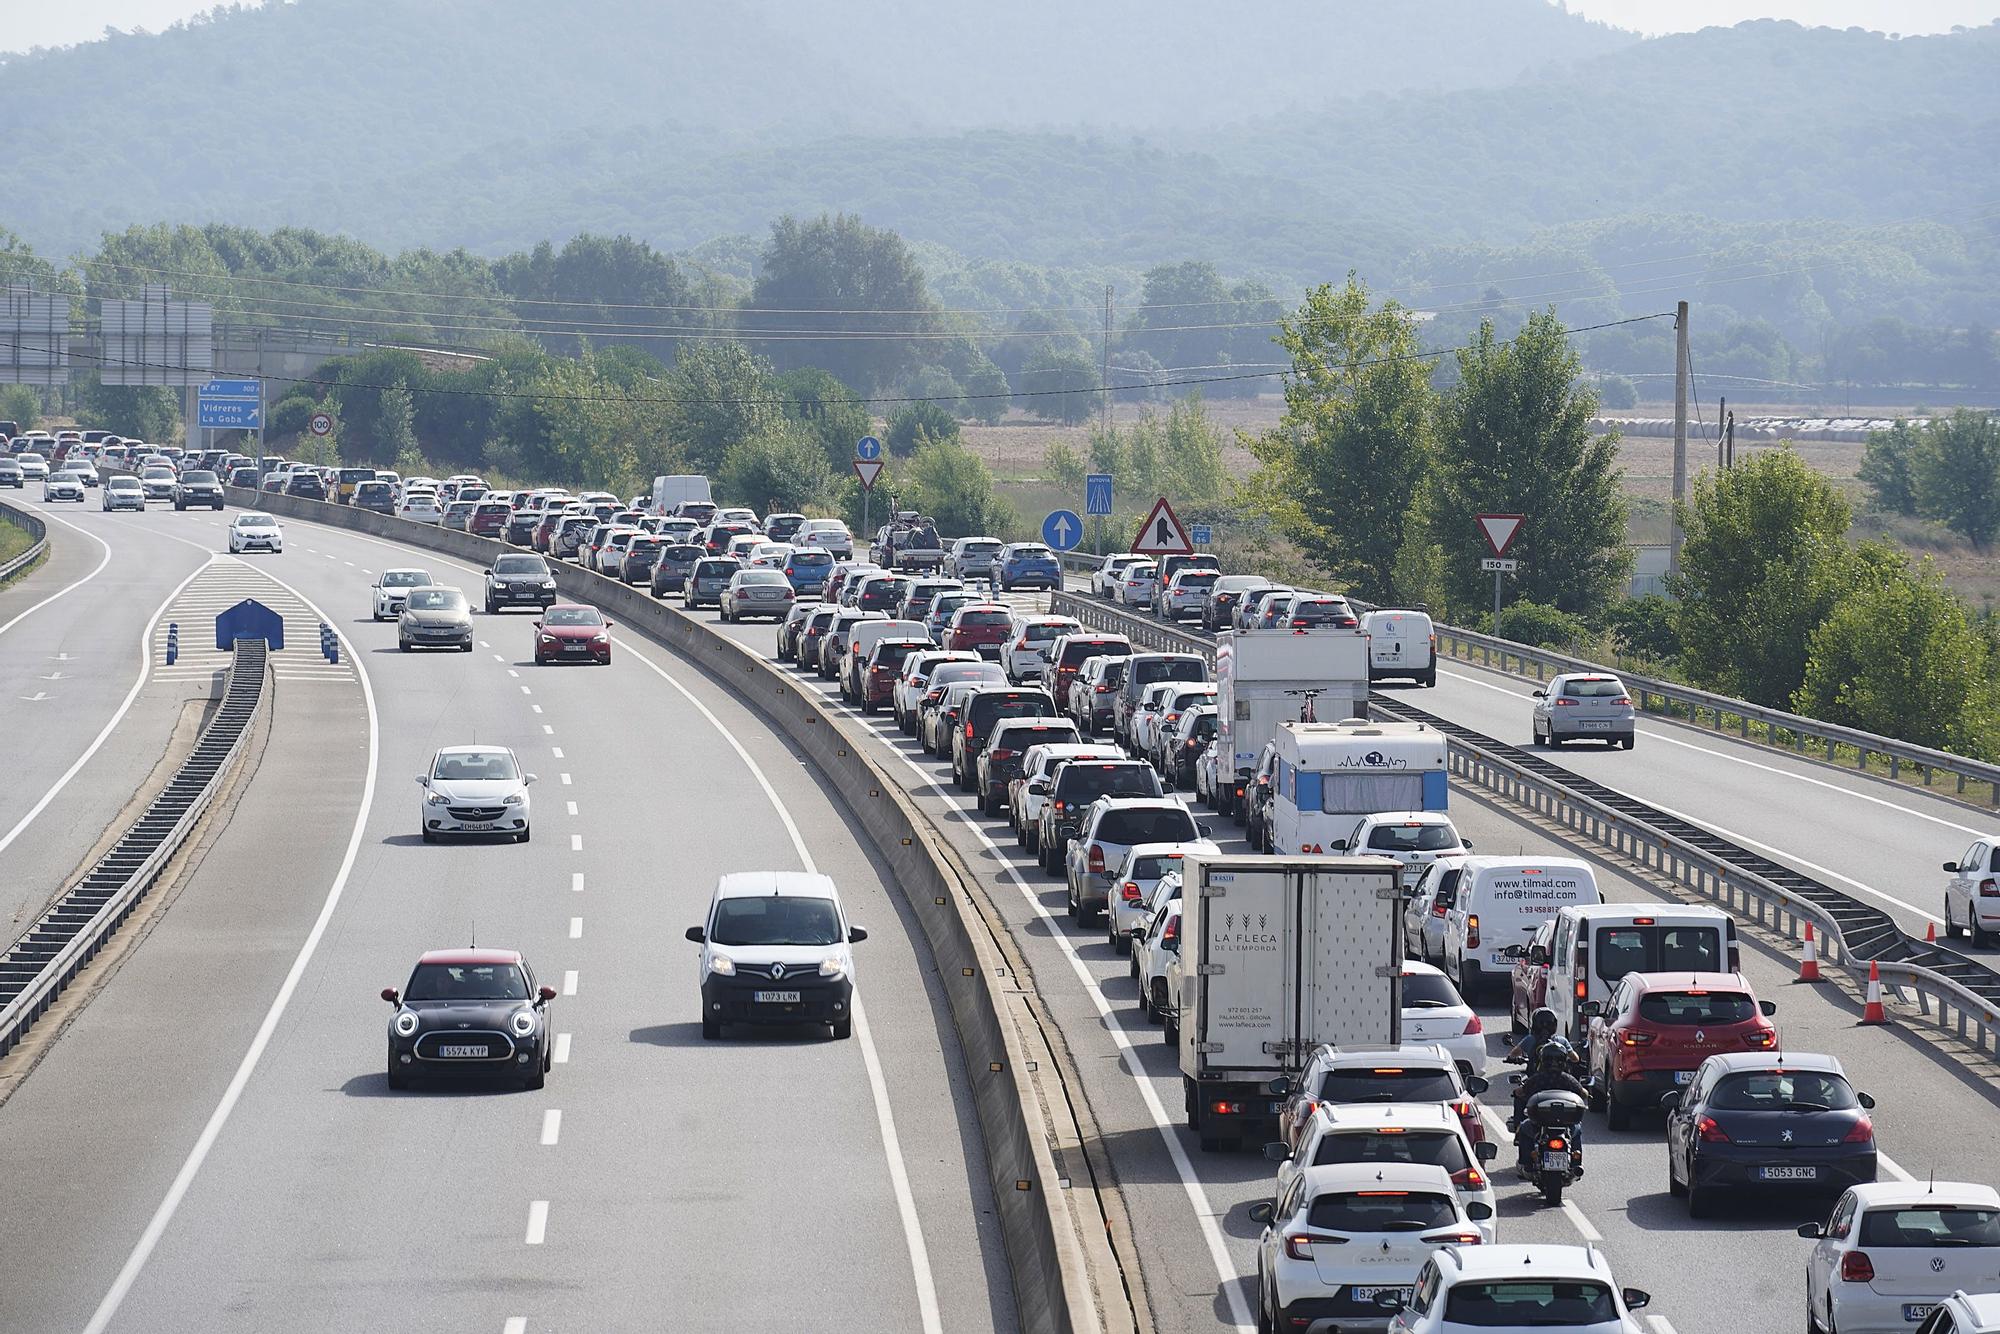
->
xmin=381 ymin=379 xmax=420 ymax=472
xmin=1858 ymin=418 xmax=1920 ymax=516
xmin=1160 ymin=395 xmax=1230 ymax=506
xmin=662 ymin=341 xmax=777 ymax=476
xmin=0 ymin=385 xmax=39 ymax=431
xmin=491 ymin=233 xmax=696 ymax=359
xmin=1495 ymin=600 xmax=1589 ymax=650
xmin=1044 ymin=437 xmax=1086 ymax=492
xmin=1425 ymin=310 xmax=1631 ymax=616
xmin=1796 ymin=558 xmax=1998 ymax=755
xmin=1248 ymin=278 xmax=1435 ymax=602
xmin=1671 ymin=448 xmax=1855 ymax=706
xmin=718 ymin=423 xmax=836 ymax=516
xmin=1018 ymin=346 xmax=1098 ymax=425
xmin=885 ymin=400 xmax=958 ymax=457
xmin=902 ymin=434 xmax=1011 ymax=536
xmin=773 ymin=367 xmax=870 ymax=470
xmin=959 ymin=357 xmax=1011 ymax=426
xmin=899 ymin=365 xmax=967 ymax=417
xmin=1593 ymin=374 xmax=1639 ymax=410
xmin=73 ymin=374 xmax=179 ymax=443
xmin=1911 ymin=409 xmax=2000 ymax=548
xmin=742 ymin=213 xmax=938 ymax=393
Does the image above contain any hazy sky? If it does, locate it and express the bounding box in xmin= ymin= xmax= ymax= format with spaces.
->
xmin=3 ymin=0 xmax=1998 ymax=53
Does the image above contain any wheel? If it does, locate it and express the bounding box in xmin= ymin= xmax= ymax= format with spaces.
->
xmin=1685 ymin=1177 xmax=1713 ymax=1219
xmin=1163 ymin=1014 xmax=1178 ymax=1044
xmin=702 ymin=1019 xmax=722 ymax=1041
xmin=1067 ymin=885 xmax=1081 ymax=922
xmin=386 ymin=1050 xmax=407 ymax=1090
xmin=518 ymin=824 xmax=531 ymax=844
xmin=522 ymin=1059 xmax=546 ymax=1090
xmin=1149 ymin=979 xmax=1168 ymax=1024
xmin=1540 ymin=1173 xmax=1565 ymax=1207
xmin=1531 ymin=719 xmax=1545 ymax=747
xmin=1667 ymin=1146 xmax=1687 ymax=1197
xmin=421 ymin=829 xmax=436 ymax=844
xmin=1109 ymin=919 xmax=1129 ymax=954
xmin=861 ymin=698 xmax=875 ymax=715
xmin=1422 ymin=667 xmax=1437 ymax=687
xmin=1605 ymin=1080 xmax=1631 ymax=1130
xmin=1620 ymin=734 xmax=1636 ymax=750
xmin=830 ymin=1019 xmax=852 ymax=1040
xmin=485 ymin=599 xmax=497 ymax=615
xmin=1975 ymin=916 xmax=1993 ymax=949
xmin=1945 ymin=898 xmax=1959 ymax=940
xmin=399 ymin=642 xmax=411 ymax=652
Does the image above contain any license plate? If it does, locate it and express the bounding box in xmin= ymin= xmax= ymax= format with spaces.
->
xmin=564 ymin=643 xmax=589 ymax=652
xmin=754 ymin=990 xmax=802 ymax=1004
xmin=1542 ymin=1152 xmax=1572 ymax=1171
xmin=438 ymin=1044 xmax=486 ymax=1058
xmin=1760 ymin=1165 xmax=1819 ymax=1180
xmin=1581 ymin=719 xmax=1610 ymax=729
xmin=1674 ymin=1070 xmax=1696 ymax=1084
xmin=1351 ymin=1286 xmax=1413 ymax=1306
xmin=457 ymin=820 xmax=493 ymax=830
xmin=1907 ymin=1305 xmax=1938 ymax=1321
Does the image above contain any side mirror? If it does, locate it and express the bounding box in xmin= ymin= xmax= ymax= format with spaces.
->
xmin=532 ymin=621 xmax=542 ymax=631
xmin=1263 ymin=1141 xmax=1292 ymax=1163
xmin=524 ymin=774 xmax=538 ymax=786
xmin=1461 ymin=838 xmax=1473 ymax=849
xmin=1027 ymin=781 xmax=1048 ymax=796
xmin=1463 ymin=1076 xmax=1489 ymax=1096
xmin=1528 ymin=946 xmax=1549 ymax=965
xmin=1578 ymin=1001 xmax=1603 ymax=1018
xmin=1796 ymin=1223 xmax=1825 ymax=1239
xmin=1622 ymin=1290 xmax=1651 ymax=1312
xmin=380 ymin=987 xmax=400 ymax=1004
xmin=1759 ymin=1000 xmax=1778 ymax=1017
xmin=605 ymin=621 xmax=614 ymax=629
xmin=1858 ymin=1091 xmax=1876 ymax=1109
xmin=1475 ymin=1141 xmax=1498 ymax=1163
xmin=848 ymin=926 xmax=869 ymax=943
xmin=537 ymin=985 xmax=557 ymax=1004
xmin=1943 ymin=861 xmax=1960 ymax=872
xmin=1266 ymin=1075 xmax=1295 ymax=1098
xmin=1465 ymin=1201 xmax=1494 ymax=1222
xmin=1329 ymin=839 xmax=1348 ymax=851
xmin=1246 ymin=1201 xmax=1275 ymax=1226
xmin=1197 ymin=822 xmax=1214 ymax=839
xmin=684 ymin=926 xmax=706 ymax=943
xmin=1532 ymin=689 xmax=1546 ymax=699
xmin=1375 ymin=1291 xmax=1409 ymax=1313
xmin=1659 ymin=1090 xmax=1681 ymax=1110
xmin=1498 ymin=944 xmax=1525 ymax=960
xmin=416 ymin=775 xmax=430 ymax=786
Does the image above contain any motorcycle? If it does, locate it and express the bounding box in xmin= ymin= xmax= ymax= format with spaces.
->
xmin=1506 ymin=1058 xmax=1591 ymax=1206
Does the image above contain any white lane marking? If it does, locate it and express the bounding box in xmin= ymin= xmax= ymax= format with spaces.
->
xmin=343 ymin=561 xmax=354 ymax=567
xmin=524 ymin=1200 xmax=548 ymax=1245
xmin=82 ymin=564 xmax=380 ymax=1334
xmin=507 ymin=669 xmax=519 ymax=678
xmin=1648 ymin=1318 xmax=1680 ymax=1334
xmin=553 ymin=1033 xmax=571 ymax=1063
xmin=560 ymin=773 xmax=572 ymax=785
xmin=480 ymin=640 xmax=491 ymax=648
xmin=542 ymin=724 xmax=554 ymax=734
xmin=570 ymin=872 xmax=583 ymax=893
xmin=569 ymin=834 xmax=582 ymax=851
xmin=531 ymin=705 xmax=543 ymax=714
xmin=520 ymin=685 xmax=532 ymax=695
xmin=568 ymin=916 xmax=583 ymax=939
xmin=540 ymin=1110 xmax=562 ymax=1147
xmin=617 ymin=638 xmax=943 ymax=1334
xmin=493 ymin=654 xmax=505 ymax=663
xmin=1440 ymin=665 xmax=1987 ymax=837
xmin=503 ymin=1319 xmax=526 ymax=1334
xmin=562 ymin=970 xmax=577 ymax=995
xmin=1880 ymin=1150 xmax=1913 ymax=1182
xmin=0 ymin=557 xmax=213 ymax=863
xmin=1562 ymin=1200 xmax=1603 ymax=1242
xmin=551 ymin=746 xmax=564 ymax=759
xmin=565 ymin=801 xmax=577 ymax=816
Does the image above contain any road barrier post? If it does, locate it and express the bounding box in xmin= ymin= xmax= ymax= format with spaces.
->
xmin=166 ymin=622 xmax=179 ymax=666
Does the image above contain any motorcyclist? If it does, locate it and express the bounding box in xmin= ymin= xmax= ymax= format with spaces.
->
xmin=1505 ymin=1006 xmax=1561 ymax=1068
xmin=1510 ymin=1038 xmax=1589 ymax=1173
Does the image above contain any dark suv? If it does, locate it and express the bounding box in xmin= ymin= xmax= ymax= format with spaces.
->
xmin=484 ymin=552 xmax=558 ymax=614
xmin=284 ymin=470 xmax=327 ymax=500
xmin=650 ymin=542 xmax=703 ymax=597
xmin=1033 ymin=759 xmax=1164 ymax=874
xmin=950 ymin=687 xmax=1059 ymax=793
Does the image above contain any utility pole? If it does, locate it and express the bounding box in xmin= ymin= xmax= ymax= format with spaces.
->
xmin=1716 ymin=395 xmax=1727 ymax=471
xmin=1099 ymin=285 xmax=1113 ymax=430
xmin=1668 ymin=300 xmax=1690 ymax=580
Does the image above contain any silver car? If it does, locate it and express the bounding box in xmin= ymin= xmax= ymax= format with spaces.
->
xmin=1156 ymin=568 xmax=1220 ymax=621
xmin=949 ymin=536 xmax=1004 ymax=584
xmin=398 ymin=586 xmax=475 ymax=652
xmin=1532 ymin=672 xmax=1636 ymax=749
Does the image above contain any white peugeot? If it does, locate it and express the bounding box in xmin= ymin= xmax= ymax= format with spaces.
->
xmin=418 ymin=745 xmax=535 ymax=843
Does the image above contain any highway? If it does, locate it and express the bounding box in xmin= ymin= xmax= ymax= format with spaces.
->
xmin=0 ymin=502 xmax=1012 ymax=1334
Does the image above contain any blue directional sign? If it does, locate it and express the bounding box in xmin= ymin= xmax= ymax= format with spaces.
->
xmin=198 ymin=377 xmax=262 ymax=431
xmin=1042 ymin=509 xmax=1084 ymax=552
xmin=855 ymin=435 xmax=883 ymax=461
xmin=1085 ymin=473 xmax=1114 ymax=516
xmin=1190 ymin=524 xmax=1213 ymax=546
xmin=214 ymin=598 xmax=284 ymax=651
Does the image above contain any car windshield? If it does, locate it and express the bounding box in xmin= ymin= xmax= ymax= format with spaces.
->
xmin=1708 ymin=1071 xmax=1859 ymax=1112
xmin=1442 ymin=1281 xmax=1618 ymax=1326
xmin=1401 ymin=972 xmax=1464 ymax=1009
xmin=406 ymin=589 xmax=466 ymax=611
xmin=1563 ymin=678 xmax=1627 ymax=698
xmin=433 ymin=751 xmax=518 ymax=781
xmin=1367 ymin=823 xmax=1460 ymax=853
xmin=237 ymin=516 xmax=276 ymax=528
xmin=709 ymin=895 xmax=844 ymax=947
xmin=1636 ymin=992 xmax=1757 ymax=1025
xmin=1316 ymin=1066 xmax=1459 ymax=1103
xmin=141 ymin=467 xmax=174 ymax=479
xmin=493 ymin=556 xmax=546 ymax=575
xmin=1311 ymin=1129 xmax=1470 ymax=1174
xmin=181 ymin=470 xmax=217 ymax=483
xmin=1859 ymin=1207 xmax=2000 ymax=1247
xmin=383 ymin=570 xmax=432 ymax=587
xmin=543 ymin=607 xmax=602 ymax=627
xmin=403 ymin=962 xmax=530 ymax=1001
xmin=1305 ymin=1190 xmax=1458 ymax=1233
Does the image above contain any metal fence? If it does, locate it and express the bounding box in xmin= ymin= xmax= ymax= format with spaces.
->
xmin=0 ymin=498 xmax=48 ymax=582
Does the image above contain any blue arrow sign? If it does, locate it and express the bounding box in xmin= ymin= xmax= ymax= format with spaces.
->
xmin=855 ymin=435 xmax=883 ymax=461
xmin=198 ymin=400 xmax=262 ymax=429
xmin=214 ymin=598 xmax=285 ymax=651
xmin=201 ymin=378 xmax=261 ymax=399
xmin=1042 ymin=509 xmax=1084 ymax=552
xmin=1190 ymin=524 xmax=1213 ymax=546
xmin=1085 ymin=473 xmax=1113 ymax=516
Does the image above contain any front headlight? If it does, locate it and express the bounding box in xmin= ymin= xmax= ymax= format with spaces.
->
xmin=394 ymin=1010 xmax=420 ymax=1037
xmin=708 ymin=955 xmax=736 ymax=977
xmin=503 ymin=792 xmax=526 ymax=806
xmin=818 ymin=957 xmax=846 ymax=979
xmin=592 ymin=631 xmax=609 ymax=642
xmin=539 ymin=634 xmax=556 ymax=644
xmin=426 ymin=792 xmax=450 ymax=806
xmin=540 ymin=580 xmax=557 ymax=590
xmin=510 ymin=1009 xmax=537 ymax=1037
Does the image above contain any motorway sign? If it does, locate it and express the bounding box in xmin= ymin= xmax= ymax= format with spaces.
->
xmin=1085 ymin=473 xmax=1113 ymax=516
xmin=853 ymin=459 xmax=885 ymax=490
xmin=1190 ymin=523 xmax=1212 ymax=546
xmin=308 ymin=412 xmax=333 ymax=437
xmin=198 ymin=377 xmax=261 ymax=431
xmin=1042 ymin=509 xmax=1084 ymax=552
xmin=1481 ymin=558 xmax=1519 ymax=572
xmin=1476 ymin=512 xmax=1524 ymax=557
xmin=1130 ymin=497 xmax=1193 ymax=556
xmin=855 ymin=435 xmax=883 ymax=462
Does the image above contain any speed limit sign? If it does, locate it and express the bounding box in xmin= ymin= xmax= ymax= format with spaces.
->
xmin=309 ymin=412 xmax=334 ymax=437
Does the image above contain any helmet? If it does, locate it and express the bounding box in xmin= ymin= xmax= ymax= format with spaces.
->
xmin=1536 ymin=1038 xmax=1575 ymax=1073
xmin=1530 ymin=1007 xmax=1559 ymax=1040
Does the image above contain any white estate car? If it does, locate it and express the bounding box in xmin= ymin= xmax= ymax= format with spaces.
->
xmin=227 ymin=512 xmax=283 ymax=553
xmin=371 ymin=568 xmax=437 ymax=621
xmin=1802 ymin=1181 xmax=2000 ymax=1334
xmin=1387 ymin=1243 xmax=1653 ymax=1332
xmin=418 ymin=745 xmax=535 ymax=843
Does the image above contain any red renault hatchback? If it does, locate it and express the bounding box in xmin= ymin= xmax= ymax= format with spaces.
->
xmin=1584 ymin=971 xmax=1778 ymax=1129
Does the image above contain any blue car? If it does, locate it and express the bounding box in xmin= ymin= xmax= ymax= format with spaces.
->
xmin=997 ymin=543 xmax=1061 ymax=592
xmin=785 ymin=548 xmax=835 ymax=595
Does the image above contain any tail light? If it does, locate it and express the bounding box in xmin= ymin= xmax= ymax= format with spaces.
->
xmin=1554 ymin=698 xmax=1578 ymax=707
xmin=1052 ymin=800 xmax=1066 ymax=812
xmin=1574 ymin=978 xmax=1588 ymax=1000
xmin=1613 ymin=696 xmax=1631 ymax=706
xmin=1450 ymin=1166 xmax=1487 ymax=1190
xmin=1121 ymin=881 xmax=1142 ymax=902
xmin=1465 ymin=914 xmax=1480 ymax=950
xmin=1162 ymin=915 xmax=1180 ymax=947
xmin=1744 ymin=1029 xmax=1777 ymax=1049
xmin=1210 ymin=1100 xmax=1244 ymax=1116
xmin=1088 ymin=845 xmax=1106 ymax=873
xmin=990 ymin=749 xmax=1017 ymax=763
xmin=1546 ymin=1138 xmax=1567 ymax=1151
xmin=1981 ymin=878 xmax=1999 ymax=897
xmin=965 ymin=722 xmax=975 ymax=739
xmin=870 ymin=666 xmax=889 ymax=677
xmin=1284 ymin=1233 xmax=1342 ymax=1261
xmin=1291 ymin=618 xmax=1308 ymax=628
xmin=1839 ymin=1251 xmax=1875 ymax=1283
xmin=1462 ymin=1014 xmax=1483 ymax=1035
xmin=1619 ymin=1030 xmax=1656 ymax=1046
xmin=1431 ymin=902 xmax=1447 ymax=918
xmin=1450 ymin=1097 xmax=1476 ymax=1123
xmin=1424 ymin=1231 xmax=1484 ymax=1246
xmin=1095 ymin=684 xmax=1114 ymax=693
xmin=1843 ymin=1116 xmax=1875 ymax=1143
xmin=1696 ymin=1116 xmax=1730 ymax=1143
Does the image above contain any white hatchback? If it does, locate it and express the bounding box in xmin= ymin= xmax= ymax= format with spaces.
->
xmin=1399 ymin=961 xmax=1489 ymax=1077
xmin=1336 ymin=812 xmax=1472 ymax=870
xmin=418 ymin=745 xmax=535 ymax=843
xmin=1106 ymin=840 xmax=1217 ymax=954
xmin=1803 ymin=1182 xmax=2000 ymax=1334
xmin=1388 ymin=1243 xmax=1652 ymax=1332
xmin=1268 ymin=1101 xmax=1500 ymax=1243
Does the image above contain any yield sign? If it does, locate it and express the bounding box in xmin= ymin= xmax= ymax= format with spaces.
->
xmin=853 ymin=459 xmax=885 ymax=491
xmin=1131 ymin=497 xmax=1193 ymax=556
xmin=1476 ymin=513 xmax=1524 ymax=558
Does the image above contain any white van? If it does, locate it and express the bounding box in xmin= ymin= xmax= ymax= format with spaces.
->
xmin=1517 ymin=902 xmax=1738 ymax=1040
xmin=685 ymin=871 xmax=866 ymax=1040
xmin=1444 ymin=856 xmax=1602 ymax=1000
xmin=1360 ymin=609 xmax=1437 ymax=686
xmin=1268 ymin=719 xmax=1448 ymax=856
xmin=650 ymin=474 xmax=713 ymax=515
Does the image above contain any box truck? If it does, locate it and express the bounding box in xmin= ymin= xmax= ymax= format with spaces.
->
xmin=1212 ymin=628 xmax=1370 ymax=818
xmin=1175 ymin=855 xmax=1403 ymax=1150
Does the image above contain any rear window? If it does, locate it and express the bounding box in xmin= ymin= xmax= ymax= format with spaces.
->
xmin=1289 ymin=600 xmax=1352 ymax=624
xmin=1592 ymin=925 xmax=1724 ymax=981
xmin=1061 ymin=640 xmax=1131 ymax=667
xmin=1315 ymin=1066 xmax=1459 ymax=1104
xmin=476 ymin=502 xmax=511 ymax=516
xmin=1311 ymin=1129 xmax=1470 ymax=1175
xmin=1056 ymin=764 xmax=1164 ymax=802
xmin=663 ymin=544 xmax=703 ymax=561
xmin=961 ymin=540 xmax=1002 ymax=554
xmin=1707 ymin=1070 xmax=1859 ymax=1112
xmin=956 ymin=610 xmax=1013 ymax=627
xmin=1443 ymin=1282 xmax=1617 ymax=1326
xmin=1635 ymin=991 xmax=1757 ymax=1025
xmin=695 ymin=560 xmax=739 ymax=577
xmin=1095 ymin=808 xmax=1198 ymax=846
xmin=1023 ymin=623 xmax=1072 ymax=645
xmin=1859 ymin=1207 xmax=2000 ymax=1248
xmin=969 ymin=692 xmax=1058 ymax=729
xmin=872 ymin=641 xmax=924 ymax=670
xmin=1010 ymin=546 xmax=1054 ymax=560
xmin=1131 ymin=853 xmax=1187 ymax=880
xmin=931 ymin=664 xmax=1006 ymax=688
xmin=1133 ymin=658 xmax=1206 ymax=687
xmin=1401 ymin=972 xmax=1464 ymax=1009
xmin=1174 ymin=571 xmax=1220 ymax=589
xmin=791 ymin=551 xmax=832 ymax=567
xmin=1562 ymin=678 xmax=1627 ymax=698
xmin=1306 ymin=1191 xmax=1458 ymax=1233
xmin=1367 ymin=823 xmax=1461 ymax=853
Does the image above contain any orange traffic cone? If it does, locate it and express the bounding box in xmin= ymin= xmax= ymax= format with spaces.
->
xmin=1860 ymin=959 xmax=1887 ymax=1024
xmin=1799 ymin=923 xmax=1822 ymax=982
xmin=1926 ymin=920 xmax=1938 ymax=944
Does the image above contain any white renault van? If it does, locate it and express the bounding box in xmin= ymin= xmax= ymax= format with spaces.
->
xmin=1444 ymin=856 xmax=1602 ymax=1000
xmin=686 ymin=872 xmax=866 ymax=1041
xmin=1361 ymin=609 xmax=1437 ymax=686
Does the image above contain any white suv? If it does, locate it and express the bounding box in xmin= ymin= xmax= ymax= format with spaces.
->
xmin=1387 ymin=1243 xmax=1653 ymax=1332
xmin=1063 ymin=796 xmax=1201 ymax=925
xmin=371 ymin=568 xmax=437 ymax=620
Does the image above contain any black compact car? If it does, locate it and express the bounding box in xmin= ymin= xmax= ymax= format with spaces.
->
xmin=354 ymin=480 xmax=396 ymax=514
xmin=381 ymin=948 xmax=556 ymax=1090
xmin=484 ymin=552 xmax=559 ymax=613
xmin=1665 ymin=1051 xmax=1877 ymax=1217
xmin=285 ymin=470 xmax=327 ymax=500
xmin=172 ymin=469 xmax=225 ymax=510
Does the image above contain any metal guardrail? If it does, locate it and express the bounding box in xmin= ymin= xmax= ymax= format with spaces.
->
xmin=0 ymin=498 xmax=50 ymax=583
xmin=1055 ymin=551 xmax=2000 ymax=804
xmin=1049 ymin=584 xmax=2000 ymax=1059
xmin=0 ymin=639 xmax=268 ymax=1059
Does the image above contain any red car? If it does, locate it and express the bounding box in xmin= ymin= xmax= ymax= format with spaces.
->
xmin=533 ymin=604 xmax=613 ymax=665
xmin=1583 ymin=970 xmax=1778 ymax=1129
xmin=469 ymin=500 xmax=512 ymax=538
xmin=944 ymin=604 xmax=1013 ymax=656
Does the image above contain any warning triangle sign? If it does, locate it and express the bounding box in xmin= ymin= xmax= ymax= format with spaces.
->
xmin=853 ymin=459 xmax=885 ymax=490
xmin=1131 ymin=497 xmax=1193 ymax=556
xmin=1476 ymin=513 xmax=1524 ymax=557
